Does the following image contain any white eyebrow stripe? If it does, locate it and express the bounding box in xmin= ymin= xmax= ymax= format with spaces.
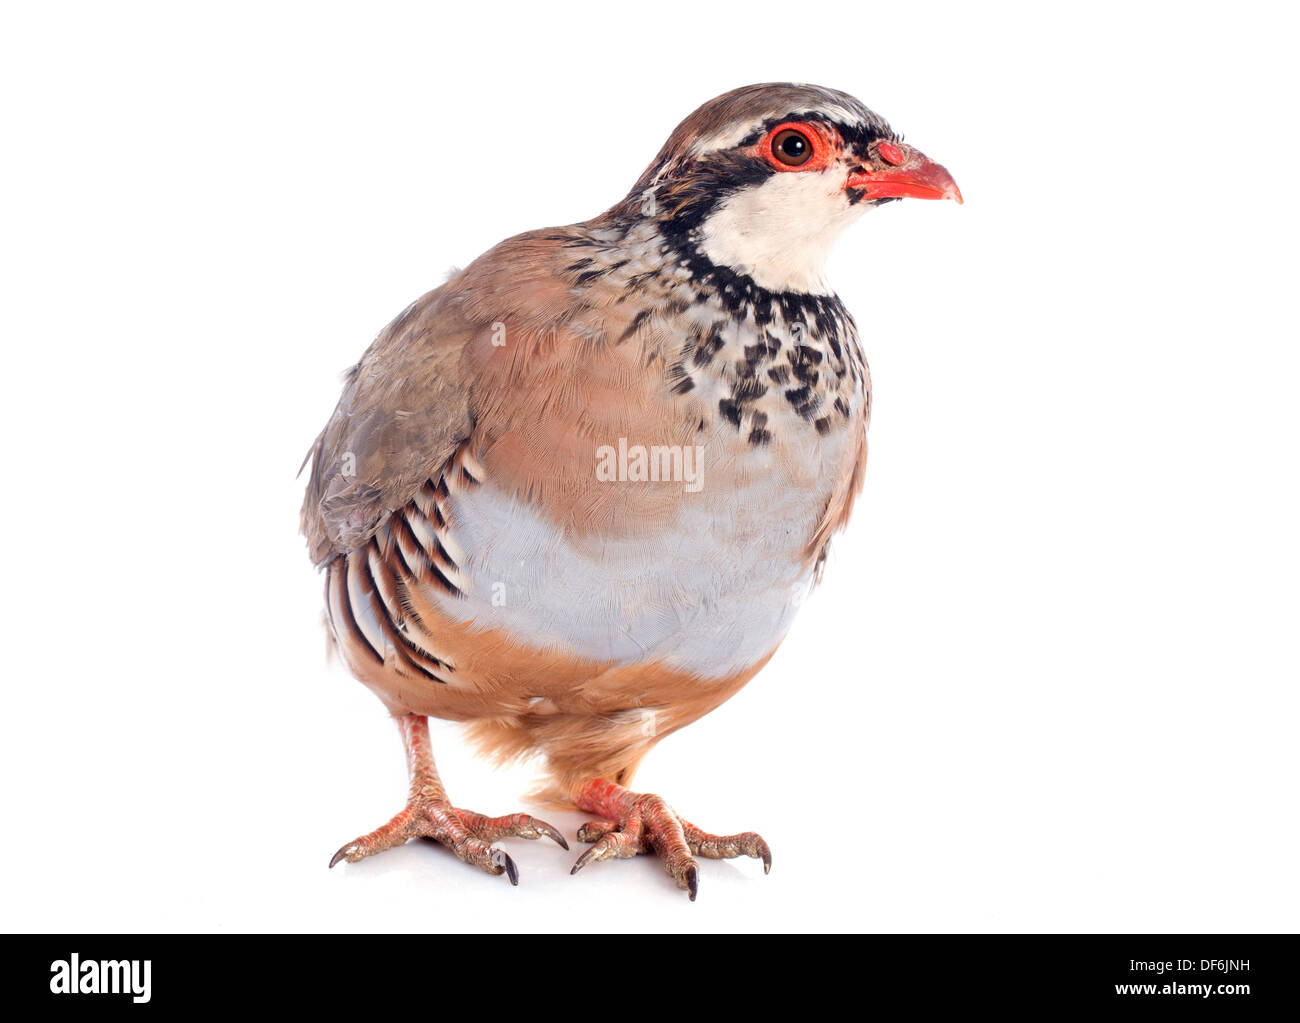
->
xmin=689 ymin=103 xmax=875 ymax=156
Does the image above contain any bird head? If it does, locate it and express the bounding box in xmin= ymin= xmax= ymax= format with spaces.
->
xmin=616 ymin=83 xmax=961 ymax=294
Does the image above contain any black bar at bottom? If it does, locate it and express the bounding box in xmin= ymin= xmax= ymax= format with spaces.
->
xmin=2 ymin=933 xmax=1292 ymax=1013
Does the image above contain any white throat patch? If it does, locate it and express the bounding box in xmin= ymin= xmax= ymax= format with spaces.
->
xmin=696 ymin=172 xmax=869 ymax=295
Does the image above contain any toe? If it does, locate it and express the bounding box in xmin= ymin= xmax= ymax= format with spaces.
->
xmin=655 ymin=842 xmax=701 ymax=899
xmin=570 ymin=815 xmax=644 ymax=874
xmin=576 ymin=819 xmax=619 ymax=844
xmin=682 ymin=821 xmax=773 ymax=872
xmin=455 ymin=810 xmax=571 ymax=851
xmin=328 ymin=808 xmax=416 ymax=868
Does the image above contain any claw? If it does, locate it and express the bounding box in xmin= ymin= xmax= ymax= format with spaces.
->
xmin=570 ymin=845 xmax=600 ymax=875
xmin=684 ymin=862 xmax=699 ymax=902
xmin=328 ymin=843 xmax=356 ymax=869
xmin=490 ymin=848 xmax=519 ymax=886
xmin=759 ymin=840 xmax=772 ymax=874
xmin=536 ymin=820 xmax=570 ymax=851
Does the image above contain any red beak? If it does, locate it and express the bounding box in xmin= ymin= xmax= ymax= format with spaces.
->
xmin=846 ymin=145 xmax=963 ymax=204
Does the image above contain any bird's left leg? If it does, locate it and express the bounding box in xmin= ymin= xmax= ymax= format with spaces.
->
xmin=569 ymin=778 xmax=771 ymax=900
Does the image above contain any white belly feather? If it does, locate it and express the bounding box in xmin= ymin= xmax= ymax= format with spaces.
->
xmin=426 ymin=424 xmax=858 ymax=680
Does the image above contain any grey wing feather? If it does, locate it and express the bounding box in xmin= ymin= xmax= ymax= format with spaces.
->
xmin=300 ymin=284 xmax=476 ymax=566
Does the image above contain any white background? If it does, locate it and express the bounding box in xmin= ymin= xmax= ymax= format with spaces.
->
xmin=2 ymin=1 xmax=1297 ymax=933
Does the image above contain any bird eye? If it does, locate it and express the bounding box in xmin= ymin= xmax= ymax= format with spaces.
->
xmin=771 ymin=128 xmax=813 ymax=167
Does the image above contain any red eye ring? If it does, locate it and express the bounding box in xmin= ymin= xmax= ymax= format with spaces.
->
xmin=757 ymin=121 xmax=835 ymax=173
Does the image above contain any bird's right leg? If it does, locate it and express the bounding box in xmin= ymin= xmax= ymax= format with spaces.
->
xmin=329 ymin=714 xmax=567 ymax=882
